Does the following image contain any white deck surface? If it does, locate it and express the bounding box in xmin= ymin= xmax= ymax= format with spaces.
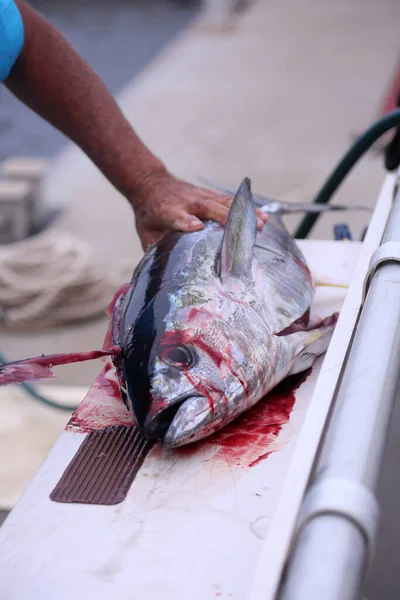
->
xmin=2 ymin=0 xmax=400 ymax=512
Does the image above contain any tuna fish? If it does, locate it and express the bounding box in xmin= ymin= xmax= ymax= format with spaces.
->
xmin=112 ymin=178 xmax=338 ymax=447
xmin=0 ymin=177 xmax=342 ymax=448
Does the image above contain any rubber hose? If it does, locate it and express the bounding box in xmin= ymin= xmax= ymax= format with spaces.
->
xmin=295 ymin=108 xmax=400 ymax=239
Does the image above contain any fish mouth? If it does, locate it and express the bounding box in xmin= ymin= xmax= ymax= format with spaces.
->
xmin=162 ymin=383 xmax=247 ymax=448
xmin=143 ymin=391 xmax=205 ymax=440
xmin=163 ymin=395 xmax=219 ymax=449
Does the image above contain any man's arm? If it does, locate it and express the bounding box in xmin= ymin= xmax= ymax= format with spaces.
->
xmin=4 ymin=1 xmax=266 ymax=248
xmin=6 ymin=0 xmax=166 ymax=202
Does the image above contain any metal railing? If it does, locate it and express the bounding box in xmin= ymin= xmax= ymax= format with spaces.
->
xmin=279 ymin=170 xmax=400 ymax=600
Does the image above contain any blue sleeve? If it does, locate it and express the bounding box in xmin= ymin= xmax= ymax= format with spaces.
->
xmin=0 ymin=0 xmax=24 ymax=82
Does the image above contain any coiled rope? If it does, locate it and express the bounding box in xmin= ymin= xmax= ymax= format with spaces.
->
xmin=0 ymin=229 xmax=132 ymax=330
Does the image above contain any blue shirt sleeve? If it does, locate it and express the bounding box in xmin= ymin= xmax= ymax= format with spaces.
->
xmin=0 ymin=0 xmax=24 ymax=82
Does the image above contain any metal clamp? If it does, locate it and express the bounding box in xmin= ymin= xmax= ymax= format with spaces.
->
xmin=363 ymin=241 xmax=400 ymax=301
xmin=295 ymin=478 xmax=380 ymax=572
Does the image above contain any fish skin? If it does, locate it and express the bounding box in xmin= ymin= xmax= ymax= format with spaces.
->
xmin=117 ymin=178 xmax=337 ymax=448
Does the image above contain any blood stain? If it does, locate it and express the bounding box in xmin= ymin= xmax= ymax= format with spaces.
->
xmin=67 ymin=358 xmax=134 ymax=433
xmin=176 ymin=369 xmax=311 ymax=468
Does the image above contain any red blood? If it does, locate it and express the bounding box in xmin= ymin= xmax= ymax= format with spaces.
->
xmin=145 ymin=396 xmax=169 ymax=423
xmin=183 ymin=369 xmax=222 ymax=416
xmin=187 ymin=307 xmax=215 ymax=322
xmin=178 ymin=312 xmax=250 ymax=394
xmin=277 ymin=310 xmax=339 ymax=338
xmin=177 ymin=370 xmax=311 ymax=468
xmin=95 ymin=361 xmax=122 ymax=400
xmin=160 ymin=328 xmax=242 ymax=411
xmin=248 ymin=452 xmax=272 ymax=468
xmin=103 ymin=320 xmax=114 ymax=352
xmin=209 ymin=396 xmax=215 ymax=415
xmin=67 ymin=357 xmax=134 ymax=433
xmin=319 ymin=312 xmax=339 ymax=328
xmin=214 ymin=370 xmax=311 ymax=467
xmin=65 ymin=314 xmax=133 ymax=432
xmin=276 ymin=308 xmax=310 ymax=336
xmin=105 ymin=282 xmax=130 ymax=318
xmin=103 ymin=284 xmax=130 ymax=350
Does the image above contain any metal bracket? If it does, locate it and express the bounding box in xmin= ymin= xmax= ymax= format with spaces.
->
xmin=296 ymin=478 xmax=380 ymax=572
xmin=363 ymin=241 xmax=400 ymax=301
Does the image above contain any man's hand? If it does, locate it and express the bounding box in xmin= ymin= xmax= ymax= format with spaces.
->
xmin=131 ymin=171 xmax=268 ymax=249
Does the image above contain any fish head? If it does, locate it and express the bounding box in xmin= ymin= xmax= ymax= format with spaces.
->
xmin=149 ymin=317 xmax=246 ymax=446
xmin=122 ymin=289 xmax=273 ymax=448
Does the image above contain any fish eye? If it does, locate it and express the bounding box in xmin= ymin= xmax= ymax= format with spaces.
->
xmin=161 ymin=345 xmax=194 ymax=369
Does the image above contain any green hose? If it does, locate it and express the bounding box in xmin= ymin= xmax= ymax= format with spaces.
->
xmin=0 ymin=351 xmax=79 ymax=412
xmin=295 ymin=108 xmax=400 ymax=239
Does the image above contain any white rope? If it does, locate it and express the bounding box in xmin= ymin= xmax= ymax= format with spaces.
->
xmin=0 ymin=230 xmax=134 ymax=331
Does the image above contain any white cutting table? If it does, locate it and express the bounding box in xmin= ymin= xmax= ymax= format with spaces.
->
xmin=0 ymin=175 xmax=393 ymax=600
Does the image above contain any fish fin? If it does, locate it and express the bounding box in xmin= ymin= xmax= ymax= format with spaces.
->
xmin=284 ymin=313 xmax=339 ymax=375
xmin=199 ymin=176 xmax=277 ymax=208
xmin=199 ymin=177 xmax=369 ymax=213
xmin=217 ymin=177 xmax=257 ymax=280
xmin=269 ymin=203 xmax=370 ymax=215
xmin=0 ymin=350 xmax=114 ymax=387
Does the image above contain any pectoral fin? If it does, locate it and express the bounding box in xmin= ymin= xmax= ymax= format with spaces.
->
xmin=285 ymin=313 xmax=339 ymax=375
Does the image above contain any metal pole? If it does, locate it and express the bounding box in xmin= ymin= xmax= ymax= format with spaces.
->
xmin=280 ymin=517 xmax=366 ymax=600
xmin=279 ymin=172 xmax=400 ymax=600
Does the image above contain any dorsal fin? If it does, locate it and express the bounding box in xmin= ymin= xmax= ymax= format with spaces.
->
xmin=217 ymin=177 xmax=257 ymax=281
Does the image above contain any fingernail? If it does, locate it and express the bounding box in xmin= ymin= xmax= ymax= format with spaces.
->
xmin=187 ymin=217 xmax=203 ymax=229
